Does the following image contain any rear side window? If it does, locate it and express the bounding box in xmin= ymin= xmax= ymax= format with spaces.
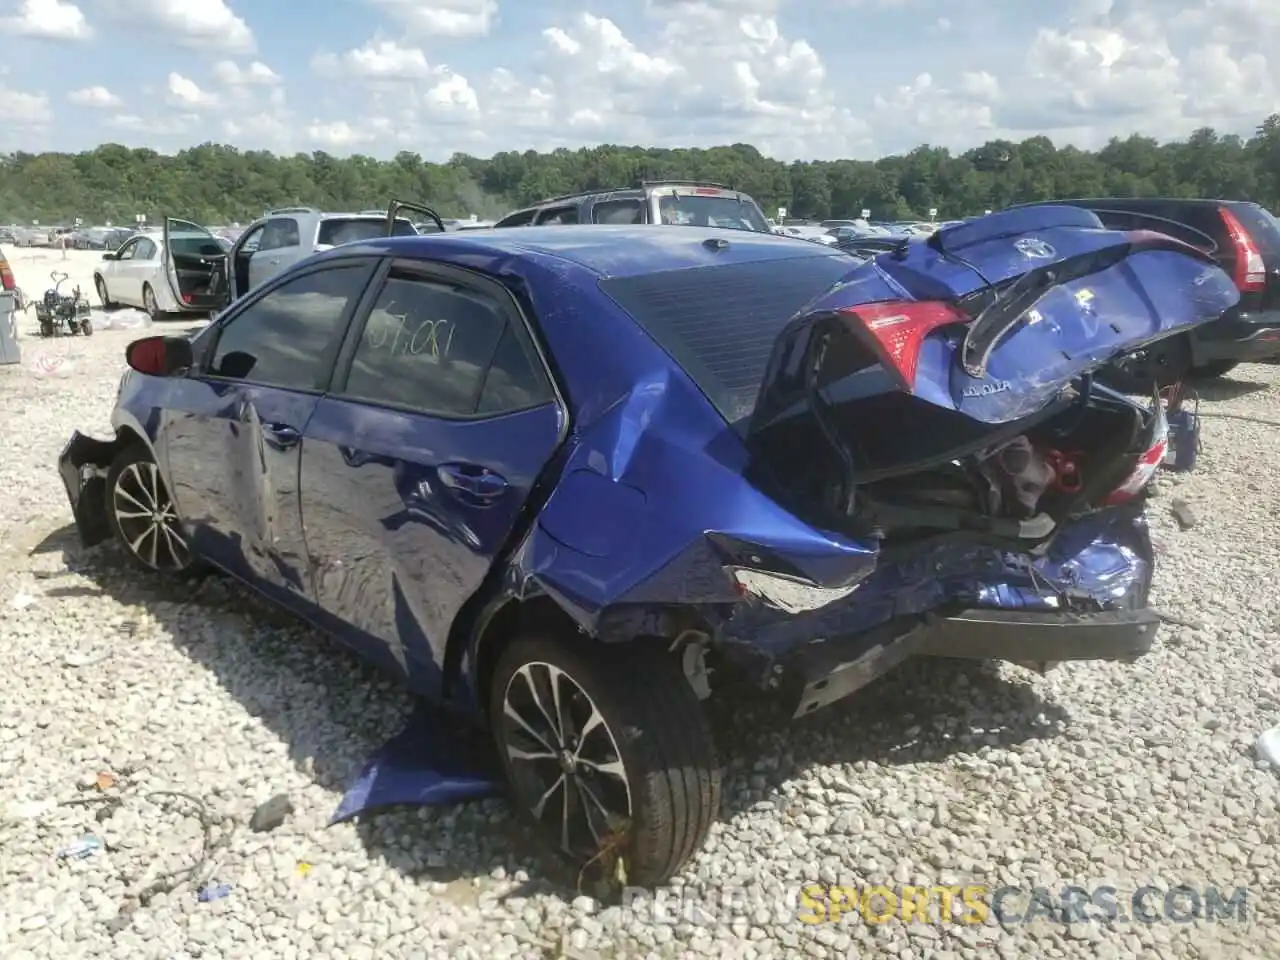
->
xmin=655 ymin=194 xmax=771 ymax=232
xmin=536 ymin=206 xmax=579 ymax=225
xmin=599 ymin=254 xmax=855 ymax=424
xmin=342 ymin=272 xmax=515 ymax=416
xmin=495 ymin=209 xmax=537 ymax=228
xmin=260 ymin=218 xmax=301 ymax=250
xmin=593 ymin=199 xmax=644 ymax=224
xmin=1226 ymin=203 xmax=1280 ymax=258
xmin=318 ymin=217 xmax=416 ymax=246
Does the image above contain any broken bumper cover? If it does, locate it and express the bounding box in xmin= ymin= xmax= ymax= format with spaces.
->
xmin=786 ymin=606 xmax=1160 ymax=718
xmin=58 ymin=430 xmax=117 ymax=548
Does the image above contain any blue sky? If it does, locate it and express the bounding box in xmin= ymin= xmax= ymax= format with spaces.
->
xmin=3 ymin=0 xmax=1277 ymax=160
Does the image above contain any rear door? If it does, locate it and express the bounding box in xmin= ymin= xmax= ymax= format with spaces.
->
xmin=297 ymin=258 xmax=565 ymax=689
xmin=161 ymin=258 xmax=380 ymax=603
xmin=162 ymin=218 xmax=229 ymax=311
xmin=252 ymin=217 xmax=301 ymax=288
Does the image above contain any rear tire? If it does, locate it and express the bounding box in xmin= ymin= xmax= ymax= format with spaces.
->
xmin=1188 ymin=360 xmax=1239 ymax=380
xmin=105 ymin=444 xmax=201 ymax=576
xmin=142 ymin=283 xmax=163 ymax=321
xmin=489 ymin=633 xmax=721 ymax=891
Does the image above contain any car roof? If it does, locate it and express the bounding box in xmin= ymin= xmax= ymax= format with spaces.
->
xmin=334 ymin=224 xmax=843 ymax=279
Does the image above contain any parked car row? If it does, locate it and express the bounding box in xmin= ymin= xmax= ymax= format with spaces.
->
xmin=79 ymin=185 xmax=1280 ymax=381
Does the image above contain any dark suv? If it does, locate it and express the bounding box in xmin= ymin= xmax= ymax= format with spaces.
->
xmin=1019 ymin=197 xmax=1280 ymax=381
xmin=493 ymin=180 xmax=772 ymax=233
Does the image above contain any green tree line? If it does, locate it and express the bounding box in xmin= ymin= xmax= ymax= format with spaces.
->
xmin=3 ymin=114 xmax=1279 ymax=226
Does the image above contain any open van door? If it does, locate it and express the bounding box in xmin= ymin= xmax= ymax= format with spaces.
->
xmin=162 ymin=217 xmax=229 ymax=313
xmin=385 ymin=200 xmax=445 ymax=236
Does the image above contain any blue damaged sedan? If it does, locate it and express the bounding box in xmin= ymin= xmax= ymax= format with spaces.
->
xmin=58 ymin=205 xmax=1238 ymax=888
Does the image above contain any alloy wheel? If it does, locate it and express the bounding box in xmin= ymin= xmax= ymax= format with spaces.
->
xmin=501 ymin=661 xmax=633 ymax=858
xmin=112 ymin=461 xmax=189 ymax=571
xmin=143 ymin=286 xmax=158 ymax=318
xmin=95 ymin=276 xmax=107 ymax=305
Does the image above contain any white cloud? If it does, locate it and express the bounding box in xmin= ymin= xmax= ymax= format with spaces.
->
xmin=165 ymin=73 xmax=218 ymax=109
xmin=5 ymin=86 xmax=53 ymax=124
xmin=99 ymin=0 xmax=253 ymax=53
xmin=2 ymin=0 xmax=90 ymax=40
xmin=307 ymin=120 xmax=374 ymax=149
xmin=312 ymin=40 xmax=436 ymax=81
xmin=68 ymin=85 xmax=121 ymax=107
xmin=11 ymin=0 xmax=1280 ymax=160
xmin=304 ymin=37 xmax=479 ymax=143
xmin=368 ymin=0 xmax=497 ymax=38
xmin=212 ymin=60 xmax=281 ymax=87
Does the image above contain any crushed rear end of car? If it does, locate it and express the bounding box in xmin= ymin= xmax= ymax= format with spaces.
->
xmin=643 ymin=206 xmax=1237 ymax=716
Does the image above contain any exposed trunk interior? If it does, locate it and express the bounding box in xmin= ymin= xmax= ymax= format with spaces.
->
xmin=172 ymin=251 xmax=227 ymax=310
xmin=749 ymin=382 xmax=1148 ymax=548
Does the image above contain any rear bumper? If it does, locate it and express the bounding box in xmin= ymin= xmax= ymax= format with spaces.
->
xmin=57 ymin=430 xmax=120 ymax=548
xmin=785 ymin=606 xmax=1160 ymax=718
xmin=1189 ymin=310 xmax=1280 ymax=364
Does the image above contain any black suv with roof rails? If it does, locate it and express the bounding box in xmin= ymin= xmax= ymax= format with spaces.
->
xmin=1014 ymin=197 xmax=1280 ymax=383
xmin=492 ymin=180 xmax=773 ymax=233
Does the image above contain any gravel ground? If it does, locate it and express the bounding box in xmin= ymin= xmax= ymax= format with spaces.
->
xmin=2 ymin=302 xmax=1279 ymax=959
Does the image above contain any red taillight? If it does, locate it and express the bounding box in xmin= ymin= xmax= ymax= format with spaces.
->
xmin=693 ymin=187 xmax=721 ymax=195
xmin=182 ymin=293 xmax=193 ymax=304
xmin=0 ymin=260 xmax=13 ymax=291
xmin=838 ymin=300 xmax=967 ymax=387
xmin=1103 ymin=402 xmax=1169 ymax=505
xmin=1219 ymin=207 xmax=1265 ymax=292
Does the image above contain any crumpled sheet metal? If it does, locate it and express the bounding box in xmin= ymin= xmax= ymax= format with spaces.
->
xmin=330 ymin=703 xmax=501 ymax=824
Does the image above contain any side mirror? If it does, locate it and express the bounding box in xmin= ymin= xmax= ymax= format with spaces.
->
xmin=102 ymin=252 xmax=117 ymax=260
xmin=125 ymin=335 xmax=193 ymax=377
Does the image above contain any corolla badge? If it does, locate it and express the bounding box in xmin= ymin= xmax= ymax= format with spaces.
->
xmin=962 ymin=379 xmax=1013 ymax=398
xmin=1014 ymin=237 xmax=1056 ymax=259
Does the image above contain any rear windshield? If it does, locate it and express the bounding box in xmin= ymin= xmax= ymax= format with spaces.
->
xmin=599 ymin=254 xmax=855 ymax=424
xmin=1226 ymin=202 xmax=1280 ymax=258
xmin=656 ymin=194 xmax=771 ymax=233
xmin=318 ymin=217 xmax=417 ymax=245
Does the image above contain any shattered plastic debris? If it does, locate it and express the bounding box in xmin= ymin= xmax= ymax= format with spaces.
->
xmin=97 ymin=308 xmax=152 ymax=331
xmin=248 ymin=794 xmax=293 ymax=833
xmin=295 ymin=862 xmax=313 ymax=877
xmin=196 ymin=881 xmax=232 ymax=903
xmin=57 ymin=836 xmax=103 ymax=860
xmin=94 ymin=771 xmax=117 ymax=791
xmin=63 ymin=649 xmax=113 ymax=667
xmin=1171 ymin=498 xmax=1198 ymax=530
xmin=1256 ymin=726 xmax=1280 ymax=770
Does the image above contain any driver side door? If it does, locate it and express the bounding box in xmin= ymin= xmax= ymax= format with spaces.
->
xmin=160 ymin=257 xmax=381 ymax=606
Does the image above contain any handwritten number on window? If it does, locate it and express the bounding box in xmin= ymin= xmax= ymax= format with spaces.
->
xmin=364 ymin=302 xmax=455 ymax=360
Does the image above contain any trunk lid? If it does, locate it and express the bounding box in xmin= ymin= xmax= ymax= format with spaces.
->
xmin=749 ymin=205 xmax=1240 ymax=439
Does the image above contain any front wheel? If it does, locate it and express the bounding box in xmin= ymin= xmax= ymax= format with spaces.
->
xmin=80 ymin=317 xmax=93 ymax=336
xmin=94 ymin=275 xmax=116 ymax=309
xmin=490 ymin=634 xmax=721 ymax=892
xmin=105 ymin=445 xmax=200 ymax=576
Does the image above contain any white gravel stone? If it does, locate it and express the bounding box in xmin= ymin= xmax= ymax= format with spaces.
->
xmin=2 ymin=281 xmax=1279 ymax=958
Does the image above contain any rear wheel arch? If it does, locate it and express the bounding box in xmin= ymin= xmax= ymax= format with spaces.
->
xmin=458 ymin=593 xmax=719 ymax=721
xmin=460 ymin=594 xmax=583 ymax=719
